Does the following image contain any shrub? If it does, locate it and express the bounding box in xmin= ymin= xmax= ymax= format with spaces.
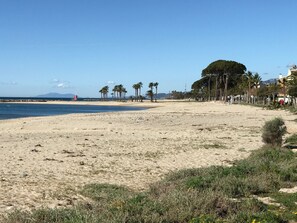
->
xmin=285 ymin=133 xmax=297 ymax=145
xmin=262 ymin=118 xmax=286 ymax=146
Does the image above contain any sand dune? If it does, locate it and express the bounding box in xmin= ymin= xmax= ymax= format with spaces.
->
xmin=0 ymin=101 xmax=296 ymax=215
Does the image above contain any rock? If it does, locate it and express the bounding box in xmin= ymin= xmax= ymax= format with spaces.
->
xmin=279 ymin=186 xmax=297 ymax=193
xmin=283 ymin=143 xmax=297 ymax=149
xmin=79 ymin=161 xmax=85 ymax=165
xmin=21 ymin=172 xmax=28 ymax=177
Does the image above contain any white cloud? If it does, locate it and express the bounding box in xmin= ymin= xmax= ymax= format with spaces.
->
xmin=50 ymin=78 xmax=72 ymax=89
xmin=57 ymin=83 xmax=67 ymax=88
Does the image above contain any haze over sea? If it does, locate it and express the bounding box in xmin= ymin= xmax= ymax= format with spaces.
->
xmin=0 ymin=102 xmax=145 ymax=120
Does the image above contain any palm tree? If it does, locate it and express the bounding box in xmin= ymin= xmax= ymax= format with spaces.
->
xmin=112 ymin=85 xmax=118 ymax=99
xmin=146 ymin=90 xmax=154 ymax=102
xmin=99 ymin=89 xmax=103 ymax=99
xmin=99 ymin=86 xmax=109 ymax=100
xmin=149 ymin=82 xmax=154 ymax=92
xmin=132 ymin=83 xmax=138 ymax=101
xmin=252 ymin=73 xmax=261 ymax=104
xmin=154 ymin=82 xmax=159 ymax=102
xmin=245 ymin=71 xmax=254 ymax=103
xmin=122 ymin=87 xmax=127 ymax=99
xmin=138 ymin=82 xmax=143 ymax=101
xmin=116 ymin=84 xmax=125 ymax=100
xmin=148 ymin=82 xmax=154 ymax=102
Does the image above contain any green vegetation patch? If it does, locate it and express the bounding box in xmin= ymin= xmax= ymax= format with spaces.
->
xmin=4 ymin=146 xmax=297 ymax=223
xmin=262 ymin=118 xmax=287 ymax=146
xmin=285 ymin=134 xmax=297 ymax=145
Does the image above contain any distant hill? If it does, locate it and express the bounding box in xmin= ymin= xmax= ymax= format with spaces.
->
xmin=36 ymin=93 xmax=76 ymax=98
xmin=262 ymin=78 xmax=277 ymax=85
xmin=156 ymin=93 xmax=170 ymax=99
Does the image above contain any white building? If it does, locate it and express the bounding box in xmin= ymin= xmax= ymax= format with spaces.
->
xmin=288 ymin=65 xmax=297 ymax=76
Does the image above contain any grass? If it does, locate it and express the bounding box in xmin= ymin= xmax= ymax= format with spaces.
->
xmin=285 ymin=133 xmax=297 ymax=145
xmin=4 ymin=146 xmax=297 ymax=223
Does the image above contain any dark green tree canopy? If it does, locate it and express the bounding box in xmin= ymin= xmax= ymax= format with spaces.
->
xmin=191 ymin=76 xmax=208 ymax=90
xmin=202 ymin=60 xmax=247 ymax=76
xmin=192 ymin=60 xmax=247 ymax=100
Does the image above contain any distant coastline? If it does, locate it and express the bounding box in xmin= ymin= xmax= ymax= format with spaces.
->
xmin=0 ymin=97 xmax=101 ymax=103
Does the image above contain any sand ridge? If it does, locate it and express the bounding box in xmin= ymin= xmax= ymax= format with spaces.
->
xmin=0 ymin=101 xmax=296 ymax=215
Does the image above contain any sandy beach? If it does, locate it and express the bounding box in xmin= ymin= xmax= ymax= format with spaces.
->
xmin=0 ymin=101 xmax=296 ymax=216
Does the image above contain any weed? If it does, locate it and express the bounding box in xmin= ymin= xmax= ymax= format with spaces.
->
xmin=285 ymin=134 xmax=297 ymax=145
xmin=262 ymin=118 xmax=286 ymax=146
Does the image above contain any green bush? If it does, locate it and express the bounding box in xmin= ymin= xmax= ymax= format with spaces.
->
xmin=285 ymin=133 xmax=297 ymax=145
xmin=262 ymin=118 xmax=287 ymax=146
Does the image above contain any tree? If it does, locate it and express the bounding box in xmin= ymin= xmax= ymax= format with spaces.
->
xmin=146 ymin=90 xmax=154 ymax=102
xmin=99 ymin=89 xmax=103 ymax=99
xmin=149 ymin=82 xmax=154 ymax=91
xmin=191 ymin=77 xmax=208 ymax=100
xmin=112 ymin=84 xmax=126 ymax=100
xmin=148 ymin=82 xmax=155 ymax=102
xmin=252 ymin=73 xmax=261 ymax=103
xmin=132 ymin=83 xmax=139 ymax=101
xmin=99 ymin=86 xmax=109 ymax=100
xmin=278 ymin=77 xmax=288 ymax=99
xmin=112 ymin=86 xmax=117 ymax=99
xmin=117 ymin=84 xmax=124 ymax=99
xmin=201 ymin=60 xmax=247 ymax=101
xmin=154 ymin=82 xmax=159 ymax=102
xmin=287 ymin=72 xmax=297 ymax=106
xmin=206 ymin=74 xmax=213 ymax=101
xmin=268 ymin=82 xmax=279 ymax=102
xmin=245 ymin=71 xmax=253 ymax=103
xmin=138 ymin=82 xmax=143 ymax=101
xmin=243 ymin=72 xmax=262 ymax=104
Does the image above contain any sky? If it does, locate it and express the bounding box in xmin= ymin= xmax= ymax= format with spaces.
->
xmin=0 ymin=0 xmax=297 ymax=97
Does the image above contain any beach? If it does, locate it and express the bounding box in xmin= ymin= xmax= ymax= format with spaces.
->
xmin=0 ymin=101 xmax=296 ymax=215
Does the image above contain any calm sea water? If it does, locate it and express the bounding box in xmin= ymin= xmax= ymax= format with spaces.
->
xmin=0 ymin=103 xmax=145 ymax=120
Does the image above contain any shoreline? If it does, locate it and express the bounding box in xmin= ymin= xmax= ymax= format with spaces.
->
xmin=0 ymin=101 xmax=296 ymax=216
xmin=0 ymin=99 xmax=165 ymax=107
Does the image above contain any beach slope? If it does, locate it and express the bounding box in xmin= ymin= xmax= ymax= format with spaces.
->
xmin=0 ymin=101 xmax=295 ymax=214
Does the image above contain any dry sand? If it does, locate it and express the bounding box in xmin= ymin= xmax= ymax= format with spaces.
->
xmin=0 ymin=101 xmax=296 ymax=216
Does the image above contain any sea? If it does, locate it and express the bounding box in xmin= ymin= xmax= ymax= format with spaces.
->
xmin=0 ymin=98 xmax=145 ymax=120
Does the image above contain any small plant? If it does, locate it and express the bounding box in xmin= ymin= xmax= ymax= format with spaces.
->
xmin=262 ymin=118 xmax=287 ymax=146
xmin=285 ymin=134 xmax=297 ymax=145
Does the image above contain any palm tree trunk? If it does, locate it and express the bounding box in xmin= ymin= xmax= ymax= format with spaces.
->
xmin=215 ymin=76 xmax=218 ymax=101
xmin=248 ymin=82 xmax=251 ymax=103
xmin=208 ymin=76 xmax=211 ymax=101
xmin=224 ymin=74 xmax=228 ymax=101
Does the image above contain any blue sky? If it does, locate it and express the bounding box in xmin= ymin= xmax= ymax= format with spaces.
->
xmin=0 ymin=0 xmax=296 ymax=97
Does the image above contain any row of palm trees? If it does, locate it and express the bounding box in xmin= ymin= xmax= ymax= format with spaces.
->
xmin=99 ymin=84 xmax=127 ymax=100
xmin=242 ymin=71 xmax=262 ymax=103
xmin=132 ymin=82 xmax=143 ymax=101
xmin=98 ymin=82 xmax=159 ymax=101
